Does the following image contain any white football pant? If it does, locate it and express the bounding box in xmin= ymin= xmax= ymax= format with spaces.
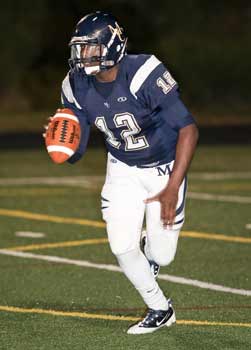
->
xmin=101 ymin=153 xmax=187 ymax=310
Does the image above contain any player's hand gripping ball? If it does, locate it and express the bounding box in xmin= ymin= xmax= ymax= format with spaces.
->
xmin=45 ymin=108 xmax=81 ymax=164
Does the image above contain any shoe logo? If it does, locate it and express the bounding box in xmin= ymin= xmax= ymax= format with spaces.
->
xmin=117 ymin=96 xmax=127 ymax=102
xmin=104 ymin=102 xmax=110 ymax=108
xmin=156 ymin=310 xmax=172 ymax=327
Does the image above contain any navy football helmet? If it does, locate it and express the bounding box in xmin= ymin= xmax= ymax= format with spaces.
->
xmin=68 ymin=11 xmax=127 ymax=75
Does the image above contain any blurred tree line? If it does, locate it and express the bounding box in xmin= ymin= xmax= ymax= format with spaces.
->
xmin=1 ymin=0 xmax=250 ymax=116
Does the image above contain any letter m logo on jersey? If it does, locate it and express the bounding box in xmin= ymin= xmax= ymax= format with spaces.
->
xmin=156 ymin=164 xmax=171 ymax=176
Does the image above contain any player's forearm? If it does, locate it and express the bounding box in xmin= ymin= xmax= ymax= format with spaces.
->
xmin=168 ymin=123 xmax=199 ymax=189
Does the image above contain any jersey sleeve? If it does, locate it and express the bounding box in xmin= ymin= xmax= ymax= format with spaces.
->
xmin=61 ymin=72 xmax=91 ymax=164
xmin=158 ymin=91 xmax=196 ymax=131
xmin=129 ymin=55 xmax=178 ymax=111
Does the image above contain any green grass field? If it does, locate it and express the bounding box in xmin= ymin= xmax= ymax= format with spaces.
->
xmin=1 ymin=110 xmax=251 ymax=133
xmin=0 ymin=146 xmax=251 ymax=350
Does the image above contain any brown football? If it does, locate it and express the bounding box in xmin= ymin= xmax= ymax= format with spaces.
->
xmin=45 ymin=108 xmax=81 ymax=164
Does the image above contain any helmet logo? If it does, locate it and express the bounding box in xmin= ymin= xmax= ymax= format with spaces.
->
xmin=108 ymin=22 xmax=125 ymax=41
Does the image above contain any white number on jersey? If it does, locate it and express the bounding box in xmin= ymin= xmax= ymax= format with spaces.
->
xmin=156 ymin=71 xmax=176 ymax=94
xmin=114 ymin=113 xmax=149 ymax=151
xmin=95 ymin=113 xmax=149 ymax=151
xmin=95 ymin=116 xmax=121 ymax=149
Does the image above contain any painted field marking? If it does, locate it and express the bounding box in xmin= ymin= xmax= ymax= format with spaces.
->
xmin=15 ymin=231 xmax=45 ymax=238
xmin=9 ymin=238 xmax=108 ymax=251
xmin=6 ymin=231 xmax=251 ymax=253
xmin=0 ymin=176 xmax=104 ymax=187
xmin=0 ymin=249 xmax=251 ymax=297
xmin=189 ymin=172 xmax=251 ymax=180
xmin=246 ymin=224 xmax=251 ymax=230
xmin=1 ymin=175 xmax=251 ymax=204
xmin=0 ymin=172 xmax=251 ymax=186
xmin=187 ymin=192 xmax=251 ymax=204
xmin=176 ymin=319 xmax=251 ymax=328
xmin=180 ymin=231 xmax=251 ymax=244
xmin=0 ymin=208 xmax=105 ymax=228
xmin=1 ymin=208 xmax=251 ymax=245
xmin=2 ymin=188 xmax=251 ymax=203
xmin=159 ymin=274 xmax=251 ymax=296
xmin=0 ymin=305 xmax=251 ymax=328
xmin=0 ymin=189 xmax=71 ymax=197
xmin=0 ymin=305 xmax=137 ymax=322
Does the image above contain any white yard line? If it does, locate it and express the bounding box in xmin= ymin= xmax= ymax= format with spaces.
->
xmin=189 ymin=172 xmax=251 ymax=180
xmin=187 ymin=192 xmax=251 ymax=204
xmin=15 ymin=232 xmax=45 ymax=238
xmin=159 ymin=274 xmax=251 ymax=296
xmin=0 ymin=249 xmax=250 ymax=297
xmin=0 ymin=176 xmax=104 ymax=187
xmin=1 ymin=175 xmax=251 ymax=203
xmin=0 ymin=171 xmax=251 ymax=186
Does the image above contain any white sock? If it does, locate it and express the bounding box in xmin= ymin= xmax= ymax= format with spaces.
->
xmin=116 ymin=248 xmax=169 ymax=310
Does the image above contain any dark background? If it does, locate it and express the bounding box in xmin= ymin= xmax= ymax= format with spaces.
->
xmin=0 ymin=0 xmax=250 ymax=144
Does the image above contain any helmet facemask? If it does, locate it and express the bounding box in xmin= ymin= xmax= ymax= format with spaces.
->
xmin=69 ymin=42 xmax=112 ymax=75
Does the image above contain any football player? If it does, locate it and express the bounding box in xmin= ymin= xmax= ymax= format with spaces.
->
xmin=60 ymin=11 xmax=199 ymax=334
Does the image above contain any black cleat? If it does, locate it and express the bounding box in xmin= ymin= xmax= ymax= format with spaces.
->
xmin=127 ymin=300 xmax=176 ymax=334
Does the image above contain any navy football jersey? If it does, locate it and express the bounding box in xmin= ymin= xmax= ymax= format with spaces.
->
xmin=61 ymin=54 xmax=195 ymax=166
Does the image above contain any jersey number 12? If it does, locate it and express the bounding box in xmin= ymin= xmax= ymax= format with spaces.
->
xmin=95 ymin=112 xmax=149 ymax=151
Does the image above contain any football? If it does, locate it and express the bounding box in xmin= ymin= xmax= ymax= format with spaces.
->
xmin=45 ymin=108 xmax=81 ymax=164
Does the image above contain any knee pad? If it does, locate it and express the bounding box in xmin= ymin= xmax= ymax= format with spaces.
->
xmin=151 ymin=248 xmax=176 ymax=266
xmin=106 ymin=221 xmax=140 ymax=256
xmin=109 ymin=241 xmax=135 ymax=256
xmin=147 ymin=229 xmax=180 ymax=267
